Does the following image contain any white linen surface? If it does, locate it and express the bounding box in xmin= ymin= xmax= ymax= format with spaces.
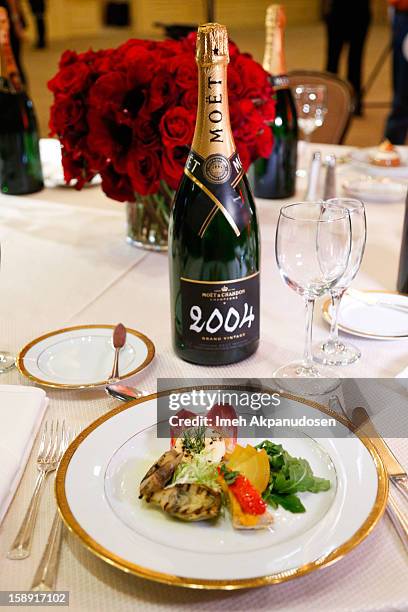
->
xmin=0 ymin=385 xmax=48 ymax=524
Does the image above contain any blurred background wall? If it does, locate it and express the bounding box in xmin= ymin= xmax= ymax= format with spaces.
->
xmin=20 ymin=0 xmax=389 ymax=42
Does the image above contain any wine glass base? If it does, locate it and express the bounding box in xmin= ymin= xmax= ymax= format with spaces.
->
xmin=272 ymin=361 xmax=341 ymax=395
xmin=313 ymin=341 xmax=361 ymax=366
xmin=0 ymin=351 xmax=15 ymax=373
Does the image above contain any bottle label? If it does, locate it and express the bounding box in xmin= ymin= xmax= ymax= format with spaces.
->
xmin=184 ymin=149 xmax=248 ymax=238
xmin=271 ymin=75 xmax=289 ymax=90
xmin=180 ymin=272 xmax=260 ymax=351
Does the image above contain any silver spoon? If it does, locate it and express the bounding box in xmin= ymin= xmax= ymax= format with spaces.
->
xmin=108 ymin=323 xmax=126 ymax=384
xmin=105 ymin=383 xmax=147 ymax=402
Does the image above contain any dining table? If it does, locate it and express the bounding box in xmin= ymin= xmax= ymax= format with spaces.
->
xmin=0 ymin=142 xmax=407 ymax=611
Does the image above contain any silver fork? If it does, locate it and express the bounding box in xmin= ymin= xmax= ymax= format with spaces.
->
xmin=7 ymin=420 xmax=67 ymax=560
xmin=31 ymin=426 xmax=78 ymax=591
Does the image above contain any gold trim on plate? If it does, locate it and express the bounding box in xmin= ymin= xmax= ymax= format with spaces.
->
xmin=322 ymin=290 xmax=408 ymax=340
xmin=16 ymin=324 xmax=155 ymax=390
xmin=55 ymin=387 xmax=388 ymax=590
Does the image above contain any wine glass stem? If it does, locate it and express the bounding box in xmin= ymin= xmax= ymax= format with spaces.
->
xmin=303 ymin=297 xmax=315 ymax=368
xmin=329 ymin=289 xmax=346 ymax=346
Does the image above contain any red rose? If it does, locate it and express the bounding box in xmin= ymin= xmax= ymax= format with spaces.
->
xmin=233 ymin=55 xmax=269 ymax=99
xmin=227 ymin=65 xmax=244 ymax=102
xmin=88 ymin=72 xmax=127 ymax=113
xmin=61 ymin=149 xmax=96 ymax=189
xmin=123 ymin=47 xmax=157 ymax=89
xmin=127 ymin=145 xmax=161 ymax=195
xmin=259 ymin=99 xmax=276 ymax=123
xmin=231 ymin=100 xmax=264 ymax=145
xmin=49 ymin=95 xmax=85 ymax=134
xmin=48 ymin=62 xmax=91 ymax=95
xmin=133 ymin=113 xmax=161 ymax=148
xmin=160 ymin=106 xmax=194 ymax=146
xmin=58 ymin=50 xmax=78 ymax=68
xmin=162 ymin=144 xmax=188 ymax=190
xmin=228 ymin=40 xmax=240 ymax=59
xmin=87 ymin=110 xmax=132 ymax=161
xmin=146 ymin=68 xmax=178 ymax=112
xmin=181 ymin=32 xmax=197 ymax=53
xmin=169 ymin=53 xmax=197 ymax=91
xmin=101 ymin=165 xmax=135 ymax=202
xmin=180 ymin=88 xmax=198 ymax=111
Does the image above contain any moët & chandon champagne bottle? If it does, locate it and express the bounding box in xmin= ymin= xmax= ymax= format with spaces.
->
xmin=169 ymin=23 xmax=260 ymax=365
xmin=251 ymin=4 xmax=297 ymax=199
xmin=0 ymin=7 xmax=43 ymax=195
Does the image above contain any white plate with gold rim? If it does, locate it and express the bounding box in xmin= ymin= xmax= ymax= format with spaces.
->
xmin=17 ymin=325 xmax=155 ymax=389
xmin=342 ymin=177 xmax=407 ymax=203
xmin=56 ymin=391 xmax=387 ymax=589
xmin=350 ymin=147 xmax=408 ymax=180
xmin=322 ymin=291 xmax=408 ymax=340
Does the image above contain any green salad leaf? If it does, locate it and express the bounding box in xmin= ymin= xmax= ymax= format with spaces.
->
xmin=256 ymin=440 xmax=331 ymax=514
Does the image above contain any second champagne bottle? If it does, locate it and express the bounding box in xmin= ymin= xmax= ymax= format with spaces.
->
xmin=250 ymin=4 xmax=298 ymax=199
xmin=169 ymin=23 xmax=260 ymax=366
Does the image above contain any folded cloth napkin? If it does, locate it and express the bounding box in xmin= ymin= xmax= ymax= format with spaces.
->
xmin=396 ymin=367 xmax=408 ymax=378
xmin=0 ymin=385 xmax=48 ymax=525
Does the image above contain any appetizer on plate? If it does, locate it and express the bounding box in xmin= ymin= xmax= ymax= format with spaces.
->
xmin=370 ymin=140 xmax=401 ymax=167
xmin=139 ymin=411 xmax=331 ymax=530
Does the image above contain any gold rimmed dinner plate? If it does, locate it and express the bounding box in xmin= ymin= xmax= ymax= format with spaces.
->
xmin=322 ymin=290 xmax=408 ymax=341
xmin=17 ymin=324 xmax=155 ymax=389
xmin=56 ymin=389 xmax=387 ymax=589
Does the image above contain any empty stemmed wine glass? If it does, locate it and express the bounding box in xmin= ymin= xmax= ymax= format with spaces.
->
xmin=293 ymin=84 xmax=327 ymax=142
xmin=0 ymin=245 xmax=15 ymax=372
xmin=293 ymin=84 xmax=327 ymax=178
xmin=274 ymin=201 xmax=351 ymax=382
xmin=313 ymin=198 xmax=367 ymax=366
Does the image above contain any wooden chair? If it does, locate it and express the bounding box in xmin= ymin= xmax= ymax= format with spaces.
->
xmin=288 ymin=70 xmax=355 ymax=145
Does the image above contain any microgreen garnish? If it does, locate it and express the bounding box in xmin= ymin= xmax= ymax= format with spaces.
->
xmin=181 ymin=426 xmax=206 ymax=455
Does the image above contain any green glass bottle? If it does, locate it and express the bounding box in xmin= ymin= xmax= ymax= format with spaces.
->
xmin=250 ymin=4 xmax=297 ymax=199
xmin=0 ymin=7 xmax=43 ymax=195
xmin=169 ymin=23 xmax=260 ymax=366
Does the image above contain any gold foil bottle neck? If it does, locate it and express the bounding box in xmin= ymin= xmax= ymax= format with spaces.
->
xmin=196 ymin=23 xmax=229 ymax=65
xmin=263 ymin=4 xmax=287 ymax=75
xmin=265 ymin=4 xmax=286 ymax=29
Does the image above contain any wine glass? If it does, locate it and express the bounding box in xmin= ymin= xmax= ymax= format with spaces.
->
xmin=274 ymin=201 xmax=351 ymax=381
xmin=0 ymin=244 xmax=15 ymax=373
xmin=313 ymin=198 xmax=367 ymax=366
xmin=293 ymin=84 xmax=327 ymax=143
xmin=293 ymin=84 xmax=327 ymax=178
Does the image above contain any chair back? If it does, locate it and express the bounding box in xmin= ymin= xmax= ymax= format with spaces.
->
xmin=288 ymin=70 xmax=354 ymax=144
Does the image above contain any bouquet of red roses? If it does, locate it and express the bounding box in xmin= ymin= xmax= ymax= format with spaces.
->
xmin=48 ymin=34 xmax=275 ymax=204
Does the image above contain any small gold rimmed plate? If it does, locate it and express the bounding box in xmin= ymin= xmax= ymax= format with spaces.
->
xmin=17 ymin=324 xmax=155 ymax=389
xmin=322 ymin=290 xmax=408 ymax=341
xmin=56 ymin=388 xmax=387 ymax=589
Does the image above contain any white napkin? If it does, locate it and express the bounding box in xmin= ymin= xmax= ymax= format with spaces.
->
xmin=396 ymin=367 xmax=408 ymax=378
xmin=0 ymin=385 xmax=48 ymax=525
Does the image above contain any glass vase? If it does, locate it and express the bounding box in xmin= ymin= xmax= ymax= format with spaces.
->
xmin=126 ymin=182 xmax=174 ymax=251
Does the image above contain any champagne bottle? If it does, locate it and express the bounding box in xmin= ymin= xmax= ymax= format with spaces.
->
xmin=250 ymin=4 xmax=297 ymax=199
xmin=397 ymin=190 xmax=408 ymax=294
xmin=0 ymin=7 xmax=43 ymax=195
xmin=169 ymin=23 xmax=260 ymax=365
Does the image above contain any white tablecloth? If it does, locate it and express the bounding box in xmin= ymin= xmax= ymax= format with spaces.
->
xmin=0 ymin=144 xmax=407 ymax=611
